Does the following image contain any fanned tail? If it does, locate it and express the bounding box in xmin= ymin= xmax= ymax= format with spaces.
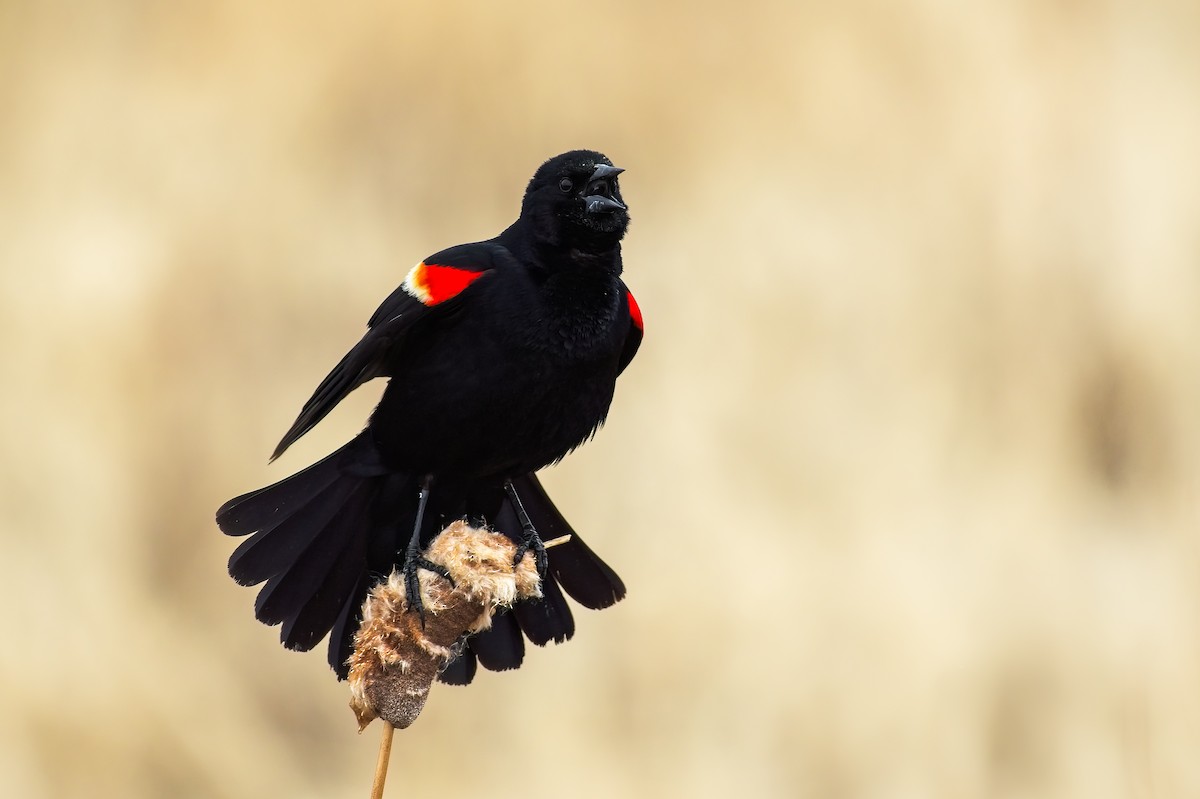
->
xmin=217 ymin=434 xmax=396 ymax=672
xmin=218 ymin=447 xmax=625 ymax=684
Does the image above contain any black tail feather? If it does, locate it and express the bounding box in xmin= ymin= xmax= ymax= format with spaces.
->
xmin=252 ymin=483 xmax=367 ymax=627
xmin=217 ymin=448 xmax=344 ymax=537
xmin=329 ymin=573 xmax=370 ymax=678
xmin=220 ymin=455 xmax=624 ymax=684
xmin=514 ymin=574 xmax=576 ymax=646
xmin=217 ymin=436 xmax=388 ymax=662
xmin=437 ymin=646 xmax=477 ymax=686
xmin=548 ymin=534 xmax=626 ymax=610
xmin=471 ymin=610 xmax=525 ymax=672
xmin=278 ymin=482 xmax=374 ymax=651
xmin=227 ymin=478 xmax=357 ymax=587
xmin=253 ymin=475 xmax=379 ymax=633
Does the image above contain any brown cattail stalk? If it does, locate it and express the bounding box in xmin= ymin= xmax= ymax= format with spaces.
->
xmin=369 ymin=723 xmax=394 ymax=799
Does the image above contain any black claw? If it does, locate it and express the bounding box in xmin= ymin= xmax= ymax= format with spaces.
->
xmin=403 ymin=560 xmax=427 ymax=627
xmin=419 ymin=557 xmax=453 ymax=583
xmin=513 ymin=534 xmax=549 ymax=577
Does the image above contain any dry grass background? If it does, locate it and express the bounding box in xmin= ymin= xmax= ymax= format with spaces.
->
xmin=2 ymin=1 xmax=1199 ymax=797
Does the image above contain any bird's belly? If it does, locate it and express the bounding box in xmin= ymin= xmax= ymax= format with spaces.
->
xmin=369 ymin=336 xmax=618 ymax=478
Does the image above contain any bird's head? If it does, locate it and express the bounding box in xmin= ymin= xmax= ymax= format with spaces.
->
xmin=520 ymin=150 xmax=629 ymax=250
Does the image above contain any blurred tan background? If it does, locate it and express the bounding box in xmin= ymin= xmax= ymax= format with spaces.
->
xmin=3 ymin=1 xmax=1200 ymax=797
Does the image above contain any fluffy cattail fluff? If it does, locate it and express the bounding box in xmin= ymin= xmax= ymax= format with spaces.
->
xmin=347 ymin=520 xmax=543 ymax=730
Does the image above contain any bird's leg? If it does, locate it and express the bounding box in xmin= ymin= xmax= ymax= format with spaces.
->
xmin=402 ymin=475 xmax=452 ymax=627
xmin=504 ymin=480 xmax=549 ymax=577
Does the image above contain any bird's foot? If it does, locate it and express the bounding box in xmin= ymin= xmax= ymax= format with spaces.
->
xmin=513 ymin=527 xmax=549 ymax=578
xmin=504 ymin=479 xmax=549 ymax=578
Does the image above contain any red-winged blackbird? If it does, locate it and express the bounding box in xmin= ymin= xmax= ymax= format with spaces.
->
xmin=216 ymin=150 xmax=642 ymax=684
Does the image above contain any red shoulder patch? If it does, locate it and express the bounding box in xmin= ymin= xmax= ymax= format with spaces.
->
xmin=402 ymin=262 xmax=486 ymax=306
xmin=626 ymin=290 xmax=643 ymax=331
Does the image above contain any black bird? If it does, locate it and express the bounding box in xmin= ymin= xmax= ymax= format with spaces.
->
xmin=216 ymin=150 xmax=642 ymax=684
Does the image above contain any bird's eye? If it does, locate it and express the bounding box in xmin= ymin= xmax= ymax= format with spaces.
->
xmin=558 ymin=178 xmax=574 ymax=193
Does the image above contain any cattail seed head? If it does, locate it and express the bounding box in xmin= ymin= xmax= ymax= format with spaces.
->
xmin=347 ymin=521 xmax=542 ymax=730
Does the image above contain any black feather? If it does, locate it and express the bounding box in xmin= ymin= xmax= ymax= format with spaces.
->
xmin=514 ymin=573 xmax=576 ymax=646
xmin=271 ymin=311 xmax=423 ymax=461
xmin=227 ymin=478 xmax=356 ymax=587
xmin=216 ymin=447 xmax=344 ymax=536
xmin=438 ymin=646 xmax=478 ymax=686
xmin=328 ymin=573 xmax=370 ymax=678
xmin=279 ymin=482 xmax=373 ymax=651
xmin=470 ymin=610 xmax=525 ymax=672
xmin=252 ymin=486 xmax=371 ymax=627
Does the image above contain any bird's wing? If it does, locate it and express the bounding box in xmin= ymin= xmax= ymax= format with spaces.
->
xmin=270 ymin=244 xmax=498 ymax=460
xmin=617 ymin=282 xmax=643 ymax=376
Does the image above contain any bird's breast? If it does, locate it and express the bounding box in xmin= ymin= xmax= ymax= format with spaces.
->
xmin=527 ymin=269 xmax=625 ymax=363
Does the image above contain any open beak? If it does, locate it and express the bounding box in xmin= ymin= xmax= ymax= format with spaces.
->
xmin=583 ymin=164 xmax=626 ymax=213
